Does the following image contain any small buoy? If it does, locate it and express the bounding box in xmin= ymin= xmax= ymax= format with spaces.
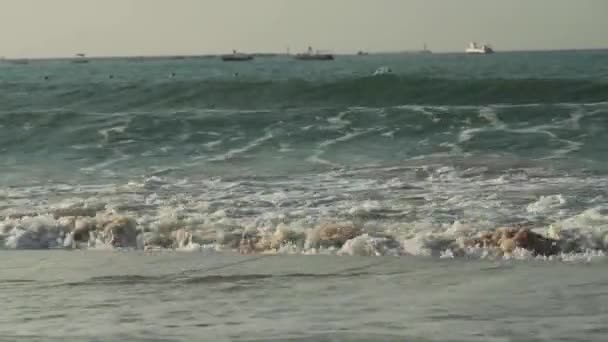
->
xmin=170 ymin=72 xmax=176 ymax=78
xmin=44 ymin=75 xmax=50 ymax=81
xmin=109 ymin=74 xmax=114 ymax=79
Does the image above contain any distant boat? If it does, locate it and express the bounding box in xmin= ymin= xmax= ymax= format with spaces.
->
xmin=10 ymin=59 xmax=29 ymax=65
xmin=221 ymin=50 xmax=254 ymax=62
xmin=294 ymin=47 xmax=334 ymax=61
xmin=357 ymin=50 xmax=369 ymax=56
xmin=465 ymin=42 xmax=494 ymax=54
xmin=71 ymin=53 xmax=90 ymax=63
xmin=419 ymin=43 xmax=432 ymax=54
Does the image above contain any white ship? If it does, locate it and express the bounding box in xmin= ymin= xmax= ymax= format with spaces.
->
xmin=465 ymin=42 xmax=494 ymax=54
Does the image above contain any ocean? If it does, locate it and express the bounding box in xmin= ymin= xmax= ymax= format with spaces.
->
xmin=1 ymin=51 xmax=608 ymax=341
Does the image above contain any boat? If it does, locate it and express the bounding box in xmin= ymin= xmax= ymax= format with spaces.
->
xmin=221 ymin=50 xmax=254 ymax=62
xmin=9 ymin=59 xmax=29 ymax=65
xmin=71 ymin=53 xmax=90 ymax=63
xmin=419 ymin=43 xmax=432 ymax=54
xmin=357 ymin=50 xmax=369 ymax=56
xmin=294 ymin=47 xmax=334 ymax=61
xmin=465 ymin=42 xmax=494 ymax=54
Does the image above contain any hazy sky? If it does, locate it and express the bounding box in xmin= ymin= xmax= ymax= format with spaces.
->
xmin=0 ymin=0 xmax=606 ymax=57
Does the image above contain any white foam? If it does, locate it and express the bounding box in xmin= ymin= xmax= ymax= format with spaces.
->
xmin=3 ymin=142 xmax=608 ymax=263
xmin=278 ymin=143 xmax=294 ymax=153
xmin=80 ymin=152 xmax=131 ymax=173
xmin=338 ymin=234 xmax=400 ymax=257
xmin=3 ymin=215 xmax=68 ymax=249
xmin=348 ymin=201 xmax=382 ymax=215
xmin=307 ymin=129 xmax=369 ymax=167
xmin=208 ymin=131 xmax=274 ymax=161
xmin=203 ymin=140 xmax=223 ymax=150
xmin=381 ymin=130 xmax=397 ymax=138
xmin=325 ymin=110 xmax=352 ymax=129
xmin=98 ymin=125 xmax=128 ymax=142
xmin=527 ymin=195 xmax=567 ymax=214
xmin=372 ymin=66 xmax=392 ymax=76
xmin=479 ymin=107 xmax=506 ymax=128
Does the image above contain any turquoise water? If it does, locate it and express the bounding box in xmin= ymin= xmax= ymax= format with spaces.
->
xmin=2 ymin=50 xmax=608 ymax=341
xmin=1 ymin=51 xmax=608 ymax=254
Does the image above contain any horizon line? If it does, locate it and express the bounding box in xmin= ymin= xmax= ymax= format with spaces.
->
xmin=2 ymin=47 xmax=607 ymax=61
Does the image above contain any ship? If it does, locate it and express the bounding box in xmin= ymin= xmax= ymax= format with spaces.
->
xmin=9 ymin=59 xmax=29 ymax=65
xmin=294 ymin=47 xmax=334 ymax=61
xmin=419 ymin=43 xmax=432 ymax=54
xmin=221 ymin=50 xmax=254 ymax=62
xmin=71 ymin=53 xmax=90 ymax=63
xmin=465 ymin=42 xmax=494 ymax=54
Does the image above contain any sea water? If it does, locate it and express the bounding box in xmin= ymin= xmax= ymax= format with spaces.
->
xmin=1 ymin=51 xmax=608 ymax=341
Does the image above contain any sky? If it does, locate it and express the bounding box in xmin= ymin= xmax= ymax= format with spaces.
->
xmin=0 ymin=0 xmax=606 ymax=58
